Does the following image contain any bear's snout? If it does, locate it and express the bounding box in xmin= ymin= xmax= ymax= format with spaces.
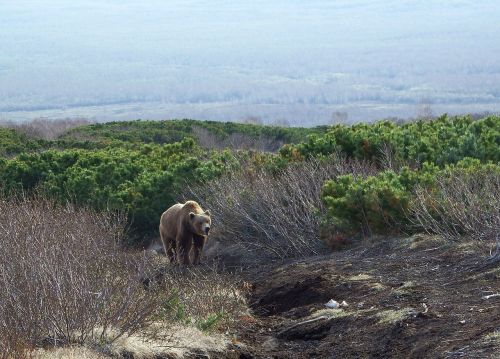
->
xmin=204 ymin=226 xmax=210 ymax=235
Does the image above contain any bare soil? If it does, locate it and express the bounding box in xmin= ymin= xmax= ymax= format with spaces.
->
xmin=224 ymin=235 xmax=500 ymax=359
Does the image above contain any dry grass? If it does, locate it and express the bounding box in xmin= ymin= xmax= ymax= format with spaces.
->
xmin=0 ymin=118 xmax=92 ymax=140
xmin=110 ymin=324 xmax=229 ymax=358
xmin=188 ymin=153 xmax=377 ymax=260
xmin=0 ymin=196 xmax=164 ymax=357
xmin=34 ymin=347 xmax=107 ymax=359
xmin=346 ymin=274 xmax=373 ymax=281
xmin=376 ymin=308 xmax=416 ymax=325
xmin=482 ymin=330 xmax=500 ymax=345
xmin=307 ymin=308 xmax=349 ymax=320
xmin=34 ymin=324 xmax=231 ymax=359
xmin=401 ymin=234 xmax=448 ymax=250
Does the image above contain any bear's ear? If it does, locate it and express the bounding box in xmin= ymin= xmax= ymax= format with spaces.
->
xmin=204 ymin=210 xmax=211 ymax=216
xmin=189 ymin=212 xmax=195 ymax=219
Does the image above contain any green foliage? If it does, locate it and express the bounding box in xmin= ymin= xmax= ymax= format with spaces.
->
xmin=0 ymin=138 xmax=237 ymax=236
xmin=321 ymin=159 xmax=499 ymax=235
xmin=287 ymin=115 xmax=500 ymax=237
xmin=0 ymin=127 xmax=45 ymax=156
xmin=158 ymin=291 xmax=224 ymax=332
xmin=61 ymin=119 xmax=194 ymax=145
xmin=281 ymin=115 xmax=500 ymax=166
xmin=60 ymin=119 xmax=323 ymax=146
xmin=2 ymin=116 xmax=499 ymax=240
xmin=3 ymin=118 xmax=319 ymax=240
xmin=159 ymin=291 xmax=189 ymax=324
xmin=196 ymin=312 xmax=225 ymax=332
xmin=322 ymin=171 xmax=415 ymax=235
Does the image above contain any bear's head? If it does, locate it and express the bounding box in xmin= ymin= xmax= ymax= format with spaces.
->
xmin=189 ymin=210 xmax=211 ymax=236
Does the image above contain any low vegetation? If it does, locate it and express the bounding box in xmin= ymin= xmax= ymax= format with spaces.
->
xmin=0 ymin=119 xmax=322 ymax=240
xmin=322 ymin=159 xmax=500 ymax=238
xmin=280 ymin=115 xmax=499 ymax=165
xmin=410 ymin=162 xmax=500 ymax=240
xmin=1 ymin=115 xmax=498 ymax=251
xmin=59 ymin=119 xmax=326 ymax=151
xmin=0 ymin=138 xmax=237 ymax=240
xmin=0 ymin=115 xmax=498 ymax=356
xmin=0 ymin=196 xmax=245 ymax=358
xmin=189 ymin=153 xmax=377 ymax=258
xmin=0 ymin=197 xmax=160 ymax=356
xmin=1 ymin=118 xmax=92 ymax=140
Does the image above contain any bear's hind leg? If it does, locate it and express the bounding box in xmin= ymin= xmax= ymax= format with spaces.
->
xmin=162 ymin=236 xmax=177 ymax=264
xmin=192 ymin=234 xmax=206 ymax=265
xmin=166 ymin=243 xmax=176 ymax=264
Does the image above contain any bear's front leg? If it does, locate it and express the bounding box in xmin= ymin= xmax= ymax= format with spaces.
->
xmin=177 ymin=234 xmax=193 ymax=265
xmin=192 ymin=234 xmax=206 ymax=265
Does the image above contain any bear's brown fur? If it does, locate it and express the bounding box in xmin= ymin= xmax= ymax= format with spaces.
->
xmin=159 ymin=200 xmax=211 ymax=265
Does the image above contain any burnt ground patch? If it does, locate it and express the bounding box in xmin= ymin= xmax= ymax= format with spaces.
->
xmin=232 ymin=235 xmax=500 ymax=358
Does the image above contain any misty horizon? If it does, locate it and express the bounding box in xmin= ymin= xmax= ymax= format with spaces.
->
xmin=1 ymin=0 xmax=500 ymax=125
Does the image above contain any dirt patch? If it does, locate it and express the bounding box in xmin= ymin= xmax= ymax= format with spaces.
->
xmin=235 ymin=236 xmax=500 ymax=358
xmin=252 ymin=275 xmax=335 ymax=316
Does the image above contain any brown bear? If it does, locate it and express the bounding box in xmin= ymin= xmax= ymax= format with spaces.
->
xmin=159 ymin=200 xmax=211 ymax=265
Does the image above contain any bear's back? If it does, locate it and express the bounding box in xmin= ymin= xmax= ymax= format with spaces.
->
xmin=159 ymin=203 xmax=184 ymax=239
xmin=182 ymin=200 xmax=204 ymax=215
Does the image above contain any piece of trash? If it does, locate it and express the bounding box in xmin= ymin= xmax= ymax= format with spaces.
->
xmin=340 ymin=300 xmax=349 ymax=308
xmin=422 ymin=303 xmax=428 ymax=314
xmin=325 ymin=299 xmax=339 ymax=309
xmin=459 ymin=320 xmax=466 ymax=324
xmin=482 ymin=293 xmax=500 ymax=300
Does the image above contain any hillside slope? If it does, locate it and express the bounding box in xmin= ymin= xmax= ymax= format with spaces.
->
xmin=34 ymin=235 xmax=499 ymax=358
xmin=229 ymin=236 xmax=500 ymax=358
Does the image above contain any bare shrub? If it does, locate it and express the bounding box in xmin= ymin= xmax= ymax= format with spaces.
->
xmin=378 ymin=142 xmax=421 ymax=172
xmin=271 ymin=118 xmax=291 ymax=127
xmin=187 ymin=153 xmax=378 ymax=260
xmin=409 ymin=170 xmax=500 ymax=260
xmin=0 ymin=196 xmax=163 ymax=356
xmin=378 ymin=142 xmax=400 ymax=171
xmin=241 ymin=116 xmax=263 ymax=125
xmin=416 ymin=98 xmax=435 ymax=120
xmin=192 ymin=126 xmax=284 ymax=152
xmin=330 ymin=111 xmax=349 ymax=125
xmin=490 ymin=234 xmax=500 ymax=264
xmin=0 ymin=118 xmax=92 ymax=140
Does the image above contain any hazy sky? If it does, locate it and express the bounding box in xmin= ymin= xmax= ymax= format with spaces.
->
xmin=1 ymin=0 xmax=500 ymax=124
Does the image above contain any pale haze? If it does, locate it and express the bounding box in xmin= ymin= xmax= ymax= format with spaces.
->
xmin=1 ymin=0 xmax=500 ymax=125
